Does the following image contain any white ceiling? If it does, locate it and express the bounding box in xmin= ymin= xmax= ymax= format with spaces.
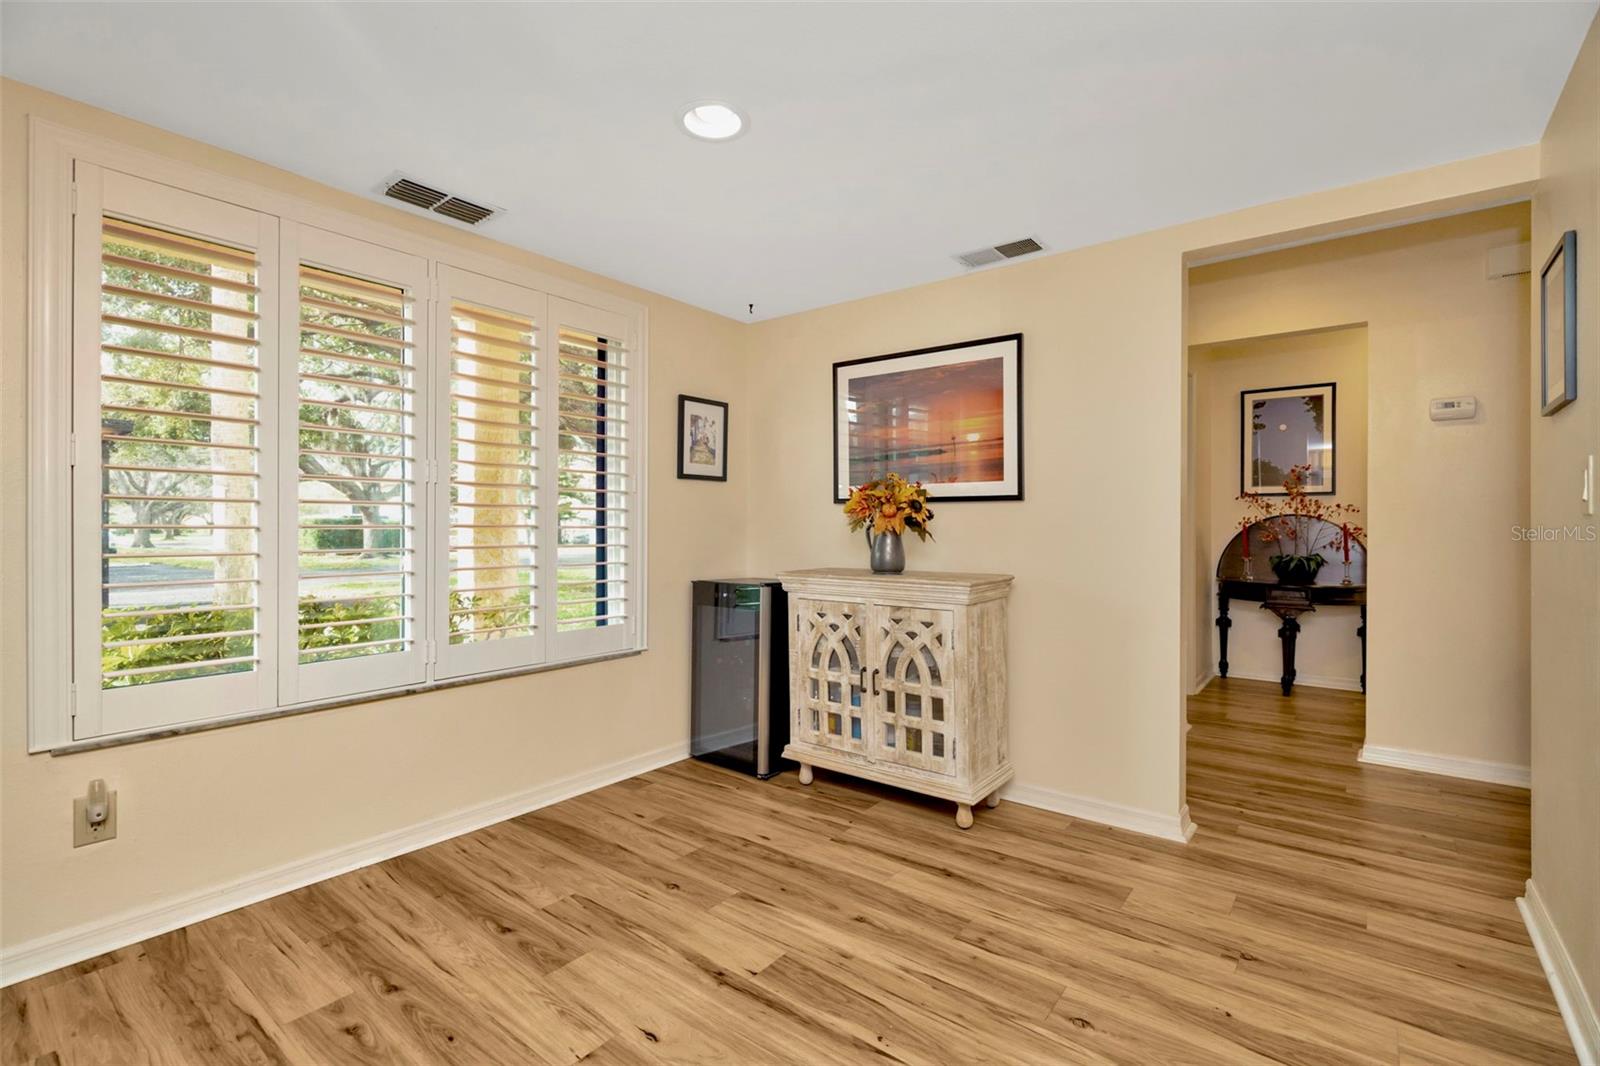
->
xmin=4 ymin=2 xmax=1595 ymax=321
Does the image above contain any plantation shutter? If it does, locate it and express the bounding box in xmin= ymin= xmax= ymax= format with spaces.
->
xmin=547 ymin=298 xmax=636 ymax=659
xmin=71 ymin=166 xmax=280 ymax=738
xmin=52 ymin=161 xmax=648 ymax=748
xmin=279 ymin=224 xmax=430 ymax=704
xmin=434 ymin=268 xmax=547 ymax=677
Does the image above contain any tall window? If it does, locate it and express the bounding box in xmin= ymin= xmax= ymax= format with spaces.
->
xmin=551 ymin=299 xmax=634 ymax=659
xmin=70 ymin=167 xmax=281 ymax=739
xmin=47 ymin=157 xmax=643 ymax=748
xmin=295 ymin=266 xmax=416 ymax=666
xmin=279 ymin=225 xmax=429 ymax=706
xmin=99 ymin=219 xmax=263 ymax=688
xmin=433 ymin=267 xmax=547 ymax=679
xmin=448 ymin=301 xmax=537 ymax=646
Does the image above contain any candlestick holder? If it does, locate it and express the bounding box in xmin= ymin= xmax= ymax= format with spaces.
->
xmin=1341 ymin=560 xmax=1352 ymax=586
xmin=1242 ymin=554 xmax=1255 ymax=581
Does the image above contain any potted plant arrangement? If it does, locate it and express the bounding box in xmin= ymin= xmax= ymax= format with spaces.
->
xmin=1238 ymin=464 xmax=1363 ymax=585
xmin=843 ymin=473 xmax=935 ymax=573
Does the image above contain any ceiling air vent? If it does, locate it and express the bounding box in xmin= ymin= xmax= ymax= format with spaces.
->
xmin=383 ymin=176 xmax=448 ymax=211
xmin=955 ymin=236 xmax=1044 ymax=269
xmin=378 ymin=173 xmax=503 ymax=227
xmin=994 ymin=237 xmax=1043 ymax=258
xmin=434 ymin=197 xmax=496 ymax=226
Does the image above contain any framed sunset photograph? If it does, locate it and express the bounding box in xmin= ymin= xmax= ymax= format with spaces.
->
xmin=833 ymin=334 xmax=1023 ymax=502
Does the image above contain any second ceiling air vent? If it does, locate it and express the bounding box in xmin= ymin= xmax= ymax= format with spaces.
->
xmin=955 ymin=236 xmax=1044 ymax=269
xmin=379 ymin=173 xmax=503 ymax=227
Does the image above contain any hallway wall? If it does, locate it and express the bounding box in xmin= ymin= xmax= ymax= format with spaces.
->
xmin=1527 ymin=9 xmax=1600 ymax=1045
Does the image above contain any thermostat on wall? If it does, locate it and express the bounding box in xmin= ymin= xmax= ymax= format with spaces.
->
xmin=1429 ymin=397 xmax=1477 ymax=421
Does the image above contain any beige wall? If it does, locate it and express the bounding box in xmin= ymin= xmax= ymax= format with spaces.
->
xmin=1529 ymin=12 xmax=1600 ymax=1033
xmin=1188 ymin=206 xmax=1533 ymax=769
xmin=1190 ymin=327 xmax=1369 ymax=690
xmin=0 ymin=80 xmax=753 ymax=950
xmin=747 ymin=236 xmax=1192 ymax=822
xmin=0 ymin=72 xmax=1547 ymax=955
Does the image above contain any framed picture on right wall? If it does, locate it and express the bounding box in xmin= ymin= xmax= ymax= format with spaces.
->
xmin=1540 ymin=229 xmax=1578 ymax=416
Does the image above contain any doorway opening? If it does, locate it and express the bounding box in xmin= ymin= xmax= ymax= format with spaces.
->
xmin=1181 ymin=203 xmax=1533 ymax=817
xmin=1189 ymin=325 xmax=1370 ymax=697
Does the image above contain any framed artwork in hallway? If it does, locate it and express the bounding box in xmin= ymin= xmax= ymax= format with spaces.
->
xmin=833 ymin=334 xmax=1024 ymax=502
xmin=1540 ymin=229 xmax=1578 ymax=416
xmin=1240 ymin=382 xmax=1337 ymax=495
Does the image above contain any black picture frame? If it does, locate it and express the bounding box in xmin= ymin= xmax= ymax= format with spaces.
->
xmin=676 ymin=394 xmax=729 ymax=481
xmin=1540 ymin=229 xmax=1578 ymax=417
xmin=831 ymin=333 xmax=1024 ymax=502
xmin=1239 ymin=381 xmax=1337 ymax=496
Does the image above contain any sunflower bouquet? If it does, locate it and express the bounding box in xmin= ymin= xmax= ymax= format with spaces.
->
xmin=843 ymin=473 xmax=935 ymax=541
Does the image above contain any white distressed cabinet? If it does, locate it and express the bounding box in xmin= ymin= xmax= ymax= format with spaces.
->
xmin=778 ymin=568 xmax=1013 ymax=828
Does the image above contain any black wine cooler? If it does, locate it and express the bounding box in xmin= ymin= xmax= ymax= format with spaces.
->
xmin=690 ymin=580 xmax=791 ymax=778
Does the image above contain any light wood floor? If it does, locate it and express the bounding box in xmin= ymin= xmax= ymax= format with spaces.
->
xmin=3 ymin=679 xmax=1573 ymax=1065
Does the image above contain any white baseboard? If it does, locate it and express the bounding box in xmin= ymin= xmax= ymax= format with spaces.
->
xmin=1222 ymin=667 xmax=1364 ymax=693
xmin=1189 ymin=671 xmax=1215 ymax=696
xmin=1519 ymin=878 xmax=1600 ymax=1065
xmin=1004 ymin=782 xmax=1195 ymax=843
xmin=1358 ymin=744 xmax=1530 ymax=788
xmin=0 ymin=741 xmax=689 ymax=988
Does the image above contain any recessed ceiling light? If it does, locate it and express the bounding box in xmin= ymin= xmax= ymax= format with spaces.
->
xmin=680 ymin=101 xmax=747 ymax=142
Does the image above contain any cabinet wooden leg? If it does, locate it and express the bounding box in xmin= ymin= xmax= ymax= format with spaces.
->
xmin=797 ymin=763 xmax=813 ymax=785
xmin=955 ymin=803 xmax=974 ymax=829
xmin=984 ymin=791 xmax=1001 ymax=809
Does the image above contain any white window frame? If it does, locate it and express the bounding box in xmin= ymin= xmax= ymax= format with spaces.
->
xmin=72 ymin=166 xmax=282 ymax=738
xmin=280 ymin=223 xmax=433 ymax=706
xmin=26 ymin=119 xmax=649 ymax=752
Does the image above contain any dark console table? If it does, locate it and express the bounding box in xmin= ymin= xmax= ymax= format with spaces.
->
xmin=1216 ymin=520 xmax=1366 ymax=696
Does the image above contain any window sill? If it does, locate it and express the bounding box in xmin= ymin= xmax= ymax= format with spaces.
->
xmin=47 ymin=647 xmax=647 ymax=756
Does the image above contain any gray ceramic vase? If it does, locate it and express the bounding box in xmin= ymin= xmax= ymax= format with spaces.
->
xmin=866 ymin=530 xmax=906 ymax=574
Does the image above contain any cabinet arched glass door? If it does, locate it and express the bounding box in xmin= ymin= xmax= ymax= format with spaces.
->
xmin=794 ymin=600 xmax=867 ymax=753
xmin=872 ymin=606 xmax=956 ymax=774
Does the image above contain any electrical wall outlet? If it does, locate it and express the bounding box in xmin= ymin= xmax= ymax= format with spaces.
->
xmin=73 ymin=782 xmax=117 ymax=847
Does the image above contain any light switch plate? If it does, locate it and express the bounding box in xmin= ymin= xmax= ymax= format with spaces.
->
xmin=73 ymin=790 xmax=117 ymax=847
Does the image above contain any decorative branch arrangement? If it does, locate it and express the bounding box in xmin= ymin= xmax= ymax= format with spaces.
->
xmin=1238 ymin=464 xmax=1364 ymax=583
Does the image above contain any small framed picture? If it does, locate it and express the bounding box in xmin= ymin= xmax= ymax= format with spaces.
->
xmin=1240 ymin=382 xmax=1336 ymax=495
xmin=677 ymin=395 xmax=728 ymax=481
xmin=1540 ymin=230 xmax=1578 ymax=416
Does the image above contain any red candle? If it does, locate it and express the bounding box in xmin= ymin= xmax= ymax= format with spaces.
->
xmin=1241 ymin=520 xmax=1250 ymax=559
xmin=1341 ymin=523 xmax=1351 ymax=563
